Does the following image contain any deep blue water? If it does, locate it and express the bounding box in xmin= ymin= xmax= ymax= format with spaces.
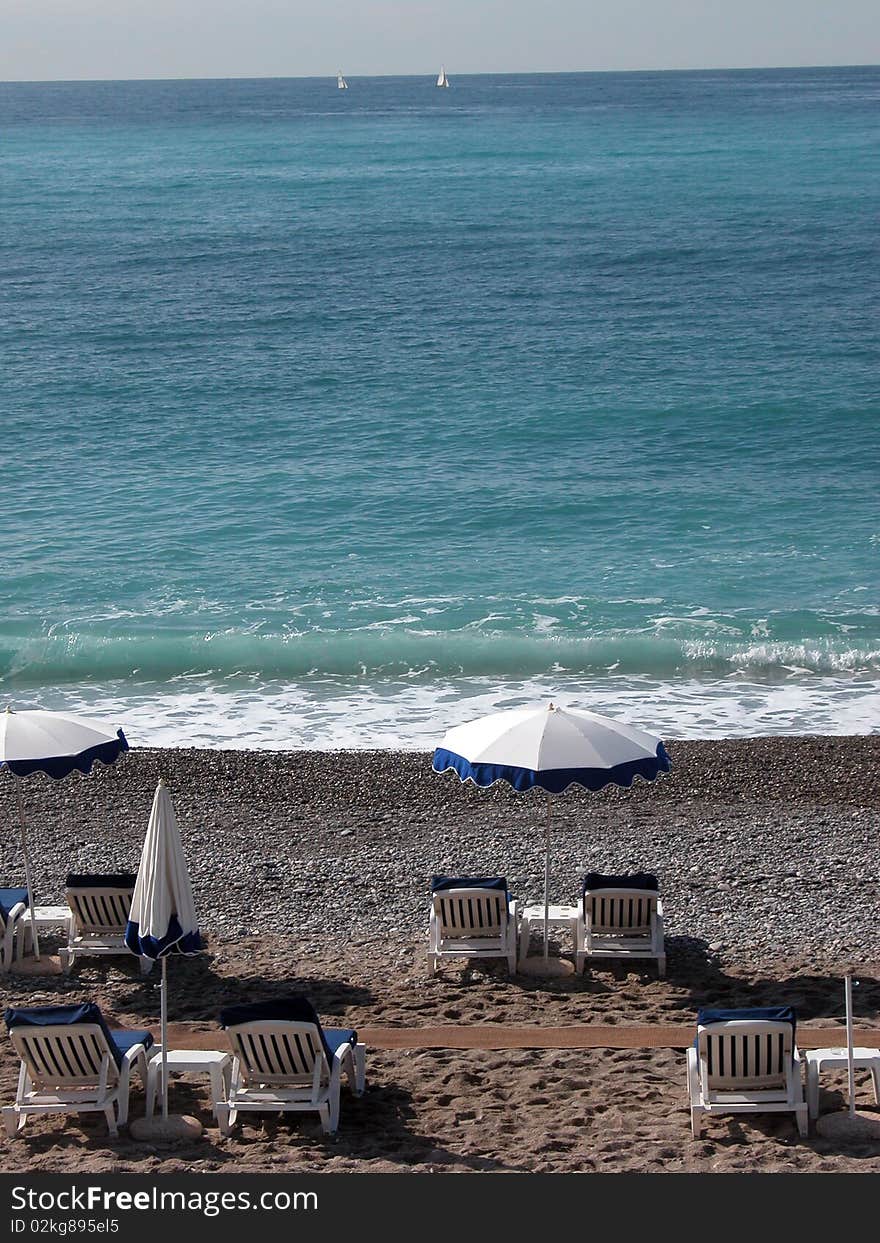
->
xmin=2 ymin=68 xmax=879 ymax=746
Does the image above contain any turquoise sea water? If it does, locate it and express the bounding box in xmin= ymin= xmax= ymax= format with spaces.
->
xmin=2 ymin=68 xmax=879 ymax=746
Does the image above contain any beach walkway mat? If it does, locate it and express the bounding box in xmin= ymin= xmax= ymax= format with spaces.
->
xmin=164 ymin=1022 xmax=880 ymax=1052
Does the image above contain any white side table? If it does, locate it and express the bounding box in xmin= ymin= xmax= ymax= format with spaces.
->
xmin=15 ymin=906 xmax=73 ymax=959
xmin=146 ymin=1048 xmax=233 ymax=1120
xmin=519 ymin=903 xmax=579 ymax=960
xmin=805 ymin=1047 xmax=880 ymax=1119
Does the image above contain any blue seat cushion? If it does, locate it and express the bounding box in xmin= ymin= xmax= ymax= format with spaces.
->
xmin=0 ymin=887 xmax=29 ymax=923
xmin=582 ymin=872 xmax=658 ymax=894
xmin=65 ymin=873 xmax=136 ymax=890
xmin=324 ymin=1029 xmax=358 ymax=1055
xmin=219 ymin=996 xmax=356 ymax=1061
xmin=4 ymin=1002 xmax=152 ymax=1068
xmin=110 ymin=1029 xmax=154 ymax=1058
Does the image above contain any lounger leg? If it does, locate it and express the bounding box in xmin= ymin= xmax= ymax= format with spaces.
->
xmin=117 ymin=1065 xmax=132 ymax=1127
xmin=807 ymin=1064 xmax=819 ymax=1120
xmin=519 ymin=919 xmax=529 ymax=963
xmin=3 ymin=1107 xmax=24 ymax=1138
xmin=428 ymin=954 xmax=438 ymax=976
xmin=105 ymin=1105 xmax=119 ymax=1139
xmin=215 ymin=1104 xmax=231 ymax=1136
xmin=795 ymin=1103 xmax=808 ymax=1137
xmin=657 ymin=955 xmax=666 ymax=979
xmin=686 ymin=1049 xmax=703 ymax=1139
xmin=872 ymin=1065 xmax=880 ymax=1106
xmin=353 ymin=1043 xmax=366 ymax=1096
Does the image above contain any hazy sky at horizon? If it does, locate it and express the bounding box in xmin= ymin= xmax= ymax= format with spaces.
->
xmin=1 ymin=0 xmax=878 ymax=82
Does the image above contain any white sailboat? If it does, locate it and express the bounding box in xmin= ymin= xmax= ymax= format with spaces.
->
xmin=337 ymin=71 xmax=348 ymax=90
xmin=436 ymin=66 xmax=449 ymax=88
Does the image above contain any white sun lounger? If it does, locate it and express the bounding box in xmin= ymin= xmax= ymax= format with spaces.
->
xmin=64 ymin=873 xmax=152 ymax=974
xmin=428 ymin=876 xmax=518 ymax=975
xmin=216 ymin=999 xmax=366 ymax=1136
xmin=576 ymin=872 xmax=665 ymax=976
xmin=687 ymin=1007 xmax=808 ymax=1138
xmin=3 ymin=1003 xmax=153 ymax=1138
xmin=0 ymin=887 xmax=29 ymax=971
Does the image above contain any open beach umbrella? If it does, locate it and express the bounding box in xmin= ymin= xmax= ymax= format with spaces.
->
xmin=0 ymin=707 xmax=129 ymax=958
xmin=432 ymin=703 xmax=670 ymax=960
xmin=125 ymin=779 xmax=200 ymax=1130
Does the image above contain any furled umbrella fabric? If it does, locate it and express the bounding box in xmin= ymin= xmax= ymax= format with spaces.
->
xmin=125 ymin=780 xmax=200 ymax=1121
xmin=125 ymin=780 xmax=200 ymax=960
xmin=0 ymin=707 xmax=129 ymax=958
xmin=433 ymin=703 xmax=670 ymax=960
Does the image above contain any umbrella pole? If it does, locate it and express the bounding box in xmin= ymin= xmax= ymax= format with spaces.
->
xmin=15 ymin=785 xmax=41 ymax=960
xmin=845 ymin=971 xmax=856 ymax=1118
xmin=161 ymin=957 xmax=169 ymax=1121
xmin=543 ymin=793 xmax=551 ymax=961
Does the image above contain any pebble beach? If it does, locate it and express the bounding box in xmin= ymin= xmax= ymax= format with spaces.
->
xmin=1 ymin=736 xmax=879 ymax=1173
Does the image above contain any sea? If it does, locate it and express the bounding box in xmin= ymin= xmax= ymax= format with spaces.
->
xmin=2 ymin=67 xmax=879 ymax=750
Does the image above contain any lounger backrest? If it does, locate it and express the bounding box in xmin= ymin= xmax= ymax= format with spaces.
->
xmin=697 ymin=1021 xmax=793 ymax=1091
xmin=0 ymin=888 xmax=29 ymax=933
xmin=227 ymin=1020 xmax=328 ymax=1087
xmin=9 ymin=1024 xmax=118 ymax=1090
xmin=432 ymin=888 xmax=508 ymax=939
xmin=585 ymin=888 xmax=657 ymax=934
xmin=67 ymin=886 xmax=134 ymax=935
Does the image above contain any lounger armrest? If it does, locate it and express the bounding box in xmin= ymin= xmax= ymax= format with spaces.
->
xmin=655 ymin=898 xmax=664 ymax=916
xmin=121 ymin=1041 xmax=149 ymax=1066
xmin=508 ymin=899 xmax=518 ymax=923
xmin=6 ymin=902 xmax=27 ymax=925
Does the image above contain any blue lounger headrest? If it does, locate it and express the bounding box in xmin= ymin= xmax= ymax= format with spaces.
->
xmin=697 ymin=1006 xmax=797 ymax=1040
xmin=4 ymin=1003 xmax=153 ymax=1068
xmin=0 ymin=887 xmax=29 ymax=923
xmin=431 ymin=876 xmax=510 ymax=909
xmin=582 ymin=872 xmax=659 ymax=895
xmin=218 ymin=996 xmax=356 ymax=1059
xmin=65 ymin=874 xmax=137 ymax=890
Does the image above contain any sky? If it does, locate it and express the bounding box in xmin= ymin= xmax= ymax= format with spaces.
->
xmin=1 ymin=0 xmax=878 ymax=82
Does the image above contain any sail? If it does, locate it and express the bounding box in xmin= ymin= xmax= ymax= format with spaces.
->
xmin=436 ymin=67 xmax=449 ymax=88
xmin=337 ymin=72 xmax=348 ymax=90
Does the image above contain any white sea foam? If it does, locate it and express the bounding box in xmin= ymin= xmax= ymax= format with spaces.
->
xmin=19 ymin=674 xmax=880 ymax=751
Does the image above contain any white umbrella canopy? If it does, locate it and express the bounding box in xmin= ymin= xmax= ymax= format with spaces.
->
xmin=0 ymin=709 xmax=128 ymax=774
xmin=0 ymin=707 xmax=129 ymax=958
xmin=433 ymin=702 xmax=670 ymax=962
xmin=436 ymin=704 xmax=667 ymax=788
xmin=125 ymin=779 xmax=200 ymax=1131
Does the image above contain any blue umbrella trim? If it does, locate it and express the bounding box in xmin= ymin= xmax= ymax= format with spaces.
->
xmin=432 ymin=740 xmax=671 ymax=794
xmin=124 ymin=916 xmax=201 ymax=960
xmin=1 ymin=729 xmax=129 ymax=780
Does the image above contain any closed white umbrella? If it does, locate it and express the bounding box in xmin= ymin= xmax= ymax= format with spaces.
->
xmin=433 ymin=702 xmax=670 ymax=962
xmin=125 ymin=779 xmax=201 ymax=1137
xmin=0 ymin=707 xmax=129 ymax=958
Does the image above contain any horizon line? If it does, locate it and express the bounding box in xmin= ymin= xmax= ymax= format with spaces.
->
xmin=1 ymin=62 xmax=878 ymax=86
